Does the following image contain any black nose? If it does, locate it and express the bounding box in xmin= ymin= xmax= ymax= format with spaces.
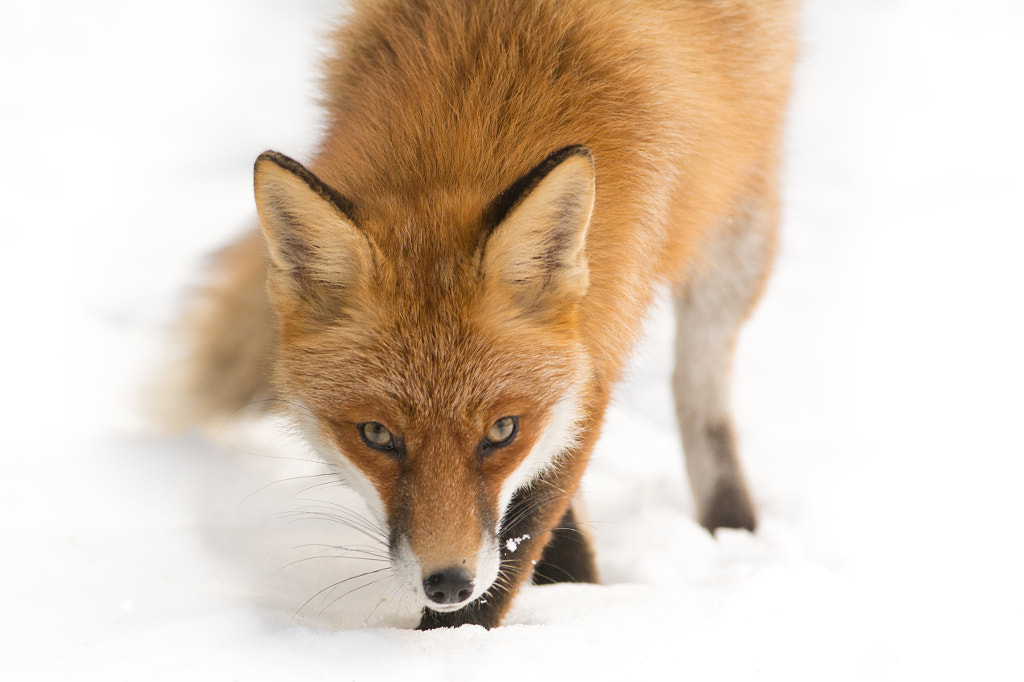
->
xmin=423 ymin=568 xmax=475 ymax=605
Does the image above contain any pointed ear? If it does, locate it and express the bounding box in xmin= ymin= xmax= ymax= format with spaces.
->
xmin=254 ymin=151 xmax=375 ymax=317
xmin=481 ymin=146 xmax=595 ymax=315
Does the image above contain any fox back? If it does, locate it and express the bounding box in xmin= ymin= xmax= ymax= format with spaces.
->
xmin=172 ymin=0 xmax=797 ymax=628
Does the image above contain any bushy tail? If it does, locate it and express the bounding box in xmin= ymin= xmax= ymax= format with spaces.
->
xmin=150 ymin=229 xmax=277 ymax=432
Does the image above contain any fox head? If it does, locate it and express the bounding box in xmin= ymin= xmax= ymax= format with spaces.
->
xmin=253 ymin=146 xmax=596 ymax=611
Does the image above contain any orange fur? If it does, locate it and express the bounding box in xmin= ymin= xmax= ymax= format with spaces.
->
xmin=171 ymin=0 xmax=797 ymax=628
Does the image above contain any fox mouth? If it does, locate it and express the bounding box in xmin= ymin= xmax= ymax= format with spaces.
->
xmin=424 ymin=598 xmax=475 ymax=613
xmin=406 ymin=579 xmax=487 ymax=613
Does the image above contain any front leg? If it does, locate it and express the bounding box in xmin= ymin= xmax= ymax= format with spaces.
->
xmin=416 ymin=478 xmax=575 ymax=630
xmin=532 ymin=504 xmax=598 ymax=585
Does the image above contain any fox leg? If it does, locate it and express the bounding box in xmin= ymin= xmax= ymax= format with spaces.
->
xmin=672 ymin=198 xmax=777 ymax=533
xmin=531 ymin=503 xmax=598 ymax=585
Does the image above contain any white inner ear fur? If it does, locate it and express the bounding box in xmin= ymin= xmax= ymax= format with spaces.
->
xmin=482 ymin=153 xmax=595 ymax=298
xmin=497 ymin=394 xmax=584 ymax=534
xmin=254 ymin=158 xmax=371 ymax=290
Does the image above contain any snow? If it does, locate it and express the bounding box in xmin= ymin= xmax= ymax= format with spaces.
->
xmin=3 ymin=0 xmax=1024 ymax=679
xmin=505 ymin=535 xmax=531 ymax=553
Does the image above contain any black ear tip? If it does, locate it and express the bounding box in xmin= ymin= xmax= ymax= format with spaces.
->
xmin=255 ymin=149 xmax=281 ymax=166
xmin=252 ymin=150 xmax=359 ymax=223
xmin=550 ymin=145 xmax=593 ymax=167
xmin=254 ymin=150 xmax=303 ymax=175
xmin=484 ymin=144 xmax=595 ymax=230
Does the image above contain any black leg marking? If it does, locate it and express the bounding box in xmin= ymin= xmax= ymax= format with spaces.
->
xmin=532 ymin=505 xmax=598 ymax=585
xmin=700 ymin=423 xmax=756 ymax=533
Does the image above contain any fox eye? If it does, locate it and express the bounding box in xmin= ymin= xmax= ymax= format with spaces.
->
xmin=484 ymin=416 xmax=518 ymax=447
xmin=359 ymin=422 xmax=394 ymax=450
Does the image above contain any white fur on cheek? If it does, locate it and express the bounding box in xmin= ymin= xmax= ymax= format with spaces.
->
xmin=471 ymin=532 xmax=501 ymax=605
xmin=287 ymin=404 xmax=387 ymax=525
xmin=393 ymin=536 xmax=426 ymax=604
xmin=496 ymin=395 xmax=583 ymax=533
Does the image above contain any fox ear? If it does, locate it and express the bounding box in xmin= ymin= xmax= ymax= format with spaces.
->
xmin=481 ymin=146 xmax=595 ymax=314
xmin=254 ymin=151 xmax=375 ymax=316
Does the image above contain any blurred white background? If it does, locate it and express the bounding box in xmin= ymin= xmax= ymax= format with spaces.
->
xmin=2 ymin=1 xmax=1022 ymax=679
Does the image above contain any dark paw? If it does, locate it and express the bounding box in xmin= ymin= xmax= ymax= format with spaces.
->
xmin=701 ymin=479 xmax=757 ymax=533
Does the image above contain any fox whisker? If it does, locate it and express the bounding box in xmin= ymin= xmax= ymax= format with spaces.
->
xmin=317 ymin=573 xmax=396 ymax=618
xmin=283 ymin=503 xmax=388 ymax=543
xmin=293 ymin=567 xmax=392 ymax=622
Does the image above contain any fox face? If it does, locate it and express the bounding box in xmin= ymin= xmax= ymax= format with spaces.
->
xmin=254 ymin=147 xmax=596 ymax=611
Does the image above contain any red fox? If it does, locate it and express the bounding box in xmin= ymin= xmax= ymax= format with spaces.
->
xmin=170 ymin=0 xmax=797 ymax=628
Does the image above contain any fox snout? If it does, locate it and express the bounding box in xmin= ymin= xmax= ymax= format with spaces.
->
xmin=423 ymin=568 xmax=475 ymax=606
xmin=395 ymin=474 xmax=502 ymax=610
xmin=393 ymin=527 xmax=502 ymax=611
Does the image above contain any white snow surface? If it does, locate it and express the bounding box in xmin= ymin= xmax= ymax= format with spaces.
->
xmin=3 ymin=1 xmax=1024 ymax=679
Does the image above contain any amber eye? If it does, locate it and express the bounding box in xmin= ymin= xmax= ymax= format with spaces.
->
xmin=484 ymin=416 xmax=518 ymax=447
xmin=359 ymin=422 xmax=394 ymax=450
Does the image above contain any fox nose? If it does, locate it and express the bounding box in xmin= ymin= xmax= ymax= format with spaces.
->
xmin=423 ymin=568 xmax=475 ymax=605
